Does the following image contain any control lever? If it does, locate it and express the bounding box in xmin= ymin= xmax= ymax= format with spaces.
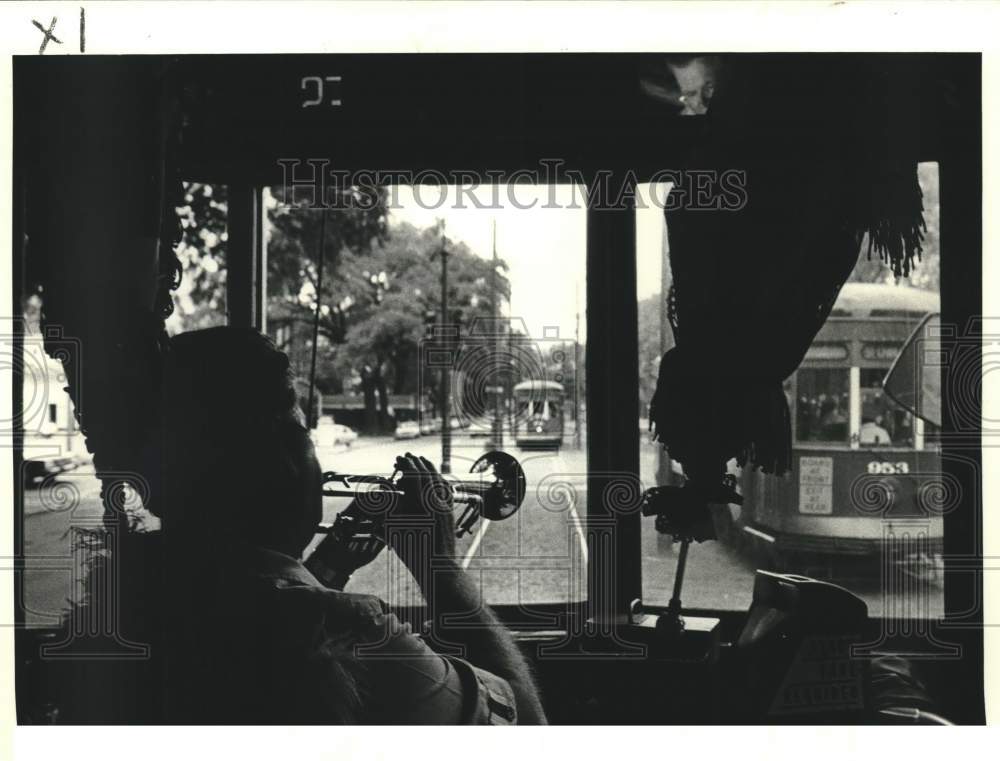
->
xmin=639 ymin=476 xmax=742 ymax=635
xmin=588 ymin=476 xmax=739 ymax=662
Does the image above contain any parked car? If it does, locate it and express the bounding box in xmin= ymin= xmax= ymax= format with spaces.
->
xmin=420 ymin=418 xmax=442 ymax=435
xmin=331 ymin=424 xmax=358 ymax=447
xmin=312 ymin=417 xmax=358 ymax=448
xmin=394 ymin=421 xmax=421 ymax=440
xmin=21 ymin=452 xmax=79 ymax=488
xmin=467 ymin=417 xmax=494 ymax=438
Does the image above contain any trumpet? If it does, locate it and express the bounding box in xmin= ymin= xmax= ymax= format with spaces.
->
xmin=317 ymin=450 xmax=527 ymax=537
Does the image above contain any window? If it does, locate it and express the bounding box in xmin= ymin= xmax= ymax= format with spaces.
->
xmin=636 ymin=165 xmax=942 ymax=619
xmin=20 ymin=309 xmax=94 ymax=627
xmin=795 ymin=368 xmax=850 ymax=444
xmin=165 ymin=181 xmax=229 ymax=335
xmin=859 ymin=367 xmax=914 ymax=447
xmin=636 ymin=182 xmax=755 ymax=611
xmin=266 ymin=183 xmax=588 ymax=607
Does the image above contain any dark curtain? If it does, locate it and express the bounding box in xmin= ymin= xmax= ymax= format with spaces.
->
xmin=650 ymin=56 xmax=928 ymax=486
xmin=20 ymin=58 xmax=183 ymax=721
xmin=24 ymin=58 xmax=182 ymax=524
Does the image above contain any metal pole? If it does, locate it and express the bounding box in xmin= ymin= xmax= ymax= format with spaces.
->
xmin=585 ymin=180 xmax=641 ymax=617
xmin=667 ymin=539 xmax=690 ymax=616
xmin=574 ymin=285 xmax=582 ymax=450
xmin=491 ymin=219 xmax=504 ymax=450
xmin=307 ymin=209 xmax=328 ymax=430
xmin=656 ymin=206 xmax=673 ymax=485
xmin=440 ymin=226 xmax=452 ymax=474
xmin=227 ymin=185 xmax=265 ymax=331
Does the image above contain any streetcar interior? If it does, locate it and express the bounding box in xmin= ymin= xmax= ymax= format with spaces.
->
xmin=11 ymin=53 xmax=983 ymax=724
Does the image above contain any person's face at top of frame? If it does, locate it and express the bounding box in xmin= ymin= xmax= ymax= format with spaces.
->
xmin=667 ymin=57 xmax=718 ymax=116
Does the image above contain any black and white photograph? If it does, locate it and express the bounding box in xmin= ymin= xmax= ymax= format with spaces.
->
xmin=1 ymin=0 xmax=997 ymax=751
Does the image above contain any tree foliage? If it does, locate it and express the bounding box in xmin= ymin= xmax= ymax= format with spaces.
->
xmin=332 ymin=221 xmax=510 ymax=431
xmin=166 ymin=182 xmax=229 ymax=334
xmin=170 ymin=182 xmax=512 ymax=432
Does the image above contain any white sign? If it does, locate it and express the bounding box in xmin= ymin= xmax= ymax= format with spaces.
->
xmin=799 ymin=456 xmax=834 ymax=515
xmin=770 ymin=635 xmax=865 ymax=716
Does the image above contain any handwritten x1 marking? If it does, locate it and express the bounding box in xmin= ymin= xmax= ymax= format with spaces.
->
xmin=32 ymin=16 xmax=62 ymax=55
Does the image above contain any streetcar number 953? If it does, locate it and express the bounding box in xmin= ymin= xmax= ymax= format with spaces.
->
xmin=867 ymin=461 xmax=910 ymax=475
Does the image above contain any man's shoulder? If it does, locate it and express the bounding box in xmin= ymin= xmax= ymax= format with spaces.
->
xmin=215 ymin=543 xmax=518 ymax=724
xmin=221 ymin=543 xmax=388 ymax=637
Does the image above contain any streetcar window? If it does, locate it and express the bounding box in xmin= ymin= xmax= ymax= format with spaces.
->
xmin=795 ymin=368 xmax=850 ymax=444
xmin=265 ymin=183 xmax=588 ymax=607
xmin=859 ymin=368 xmax=915 ymax=447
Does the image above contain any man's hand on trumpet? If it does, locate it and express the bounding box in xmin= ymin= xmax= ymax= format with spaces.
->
xmin=305 ymin=453 xmax=456 ymax=589
xmin=392 ymin=453 xmax=548 ymax=724
xmin=392 ymin=452 xmax=457 ymax=566
xmin=307 ymin=451 xmax=546 ymax=723
xmin=303 ymin=496 xmax=386 ymax=590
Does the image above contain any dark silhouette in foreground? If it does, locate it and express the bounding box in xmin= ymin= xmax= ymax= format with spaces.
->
xmin=52 ymin=327 xmax=545 ymax=724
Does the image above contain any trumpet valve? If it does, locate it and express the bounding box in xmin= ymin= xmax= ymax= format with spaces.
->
xmin=455 ymin=502 xmax=481 ymax=537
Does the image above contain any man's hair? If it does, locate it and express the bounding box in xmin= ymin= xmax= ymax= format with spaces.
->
xmin=167 ymin=326 xmax=304 ymax=433
xmin=161 ymin=327 xmax=318 ymax=553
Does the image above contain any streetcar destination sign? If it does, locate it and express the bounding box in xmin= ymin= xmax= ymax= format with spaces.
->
xmin=804 ymin=344 xmax=849 ymax=361
xmin=861 ymin=343 xmax=902 ymax=361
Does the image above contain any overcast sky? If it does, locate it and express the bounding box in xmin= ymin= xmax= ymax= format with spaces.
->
xmin=387 ymin=183 xmax=669 ymax=345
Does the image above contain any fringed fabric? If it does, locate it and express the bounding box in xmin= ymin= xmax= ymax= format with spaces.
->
xmin=647 ymin=56 xmax=929 ymax=483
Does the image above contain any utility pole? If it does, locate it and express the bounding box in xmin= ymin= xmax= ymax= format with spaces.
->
xmin=438 ymin=223 xmax=452 ymax=474
xmin=491 ymin=218 xmax=504 ymax=451
xmin=574 ymin=284 xmax=582 ymax=450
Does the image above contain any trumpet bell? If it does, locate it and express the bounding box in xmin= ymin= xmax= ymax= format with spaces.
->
xmin=469 ymin=450 xmax=527 ymax=521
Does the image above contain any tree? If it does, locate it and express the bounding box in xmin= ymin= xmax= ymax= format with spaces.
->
xmin=264 ymin=185 xmax=390 ymax=391
xmin=171 ymin=185 xmax=515 ymax=434
xmin=166 ymin=182 xmax=229 ymax=334
xmin=333 ymin=221 xmax=510 ymax=433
